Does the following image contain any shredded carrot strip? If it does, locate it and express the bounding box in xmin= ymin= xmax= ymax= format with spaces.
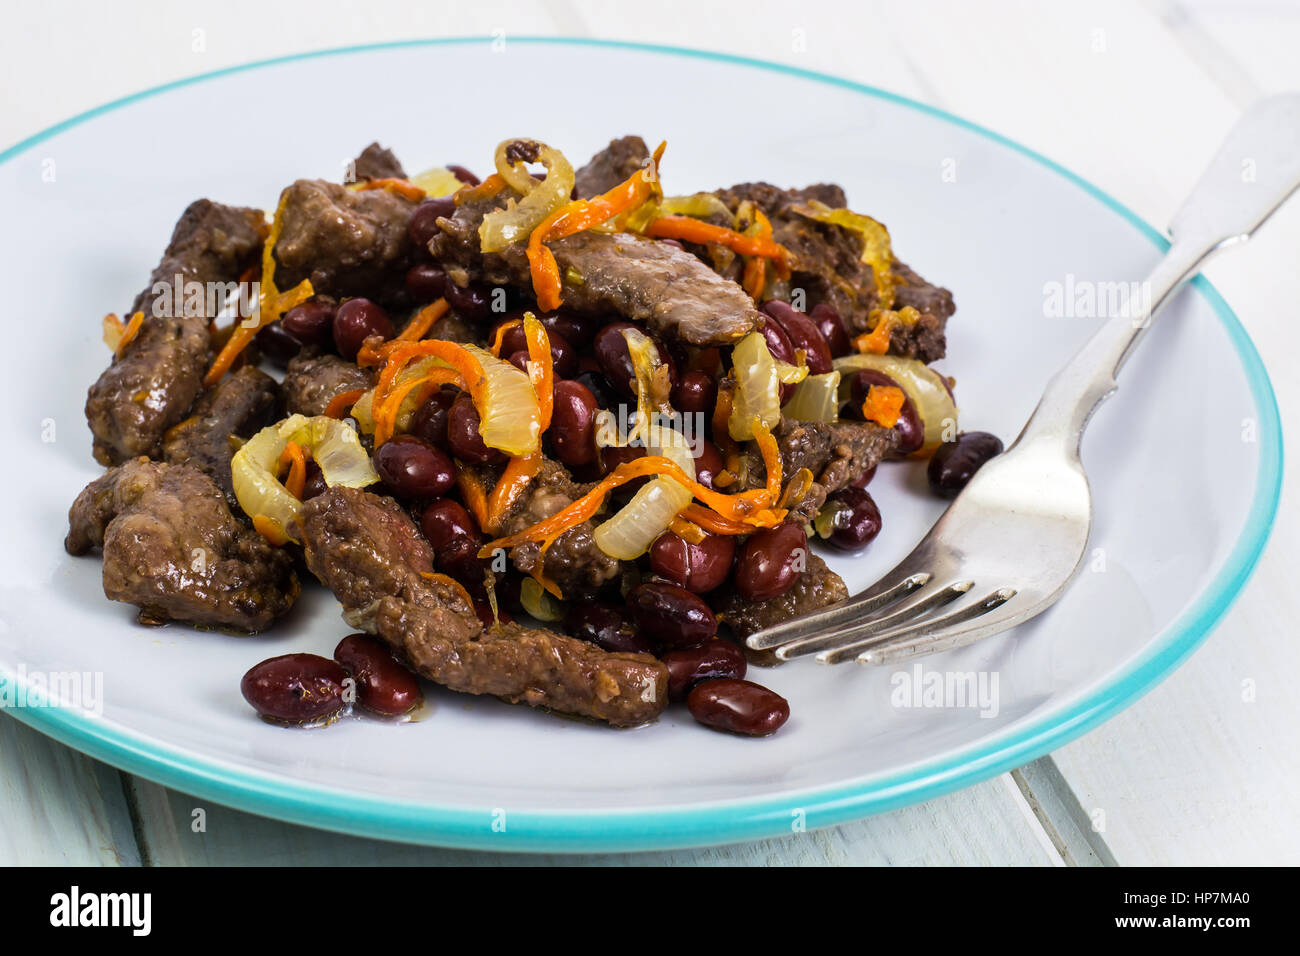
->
xmin=420 ymin=571 xmax=476 ymax=611
xmin=711 ymin=382 xmax=745 ymax=478
xmin=526 ymin=142 xmax=666 ymax=311
xmin=861 ymin=385 xmax=906 ymax=428
xmin=114 ymin=311 xmax=145 ymax=358
xmin=397 ymin=298 xmax=449 ymax=342
xmin=252 ymin=514 xmax=290 ymax=546
xmin=752 ymin=419 xmax=783 ymax=501
xmin=373 ymin=367 xmax=463 ymax=447
xmin=456 ymin=468 xmax=491 ymax=530
xmin=521 ymin=315 xmax=554 ymax=432
xmin=323 ymin=388 xmax=367 ymax=420
xmin=680 ymin=504 xmax=752 ymax=536
xmin=205 ymin=194 xmax=313 ymax=386
xmin=277 ymin=441 xmax=307 ymax=499
xmin=853 ymin=316 xmax=897 ymax=354
xmin=645 ymin=214 xmax=791 ymax=263
xmin=741 ymin=209 xmax=773 ymax=300
xmin=455 ymin=173 xmax=506 ymax=205
xmin=366 ymin=340 xmax=483 ymax=449
xmin=485 ymin=451 xmax=541 ymax=534
xmin=355 ymin=177 xmax=426 ymax=202
xmin=489 ymin=318 xmax=522 ymax=357
xmin=669 ymin=516 xmax=707 ymax=544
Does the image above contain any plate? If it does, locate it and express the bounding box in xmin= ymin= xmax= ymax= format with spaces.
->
xmin=0 ymin=38 xmax=1281 ymax=852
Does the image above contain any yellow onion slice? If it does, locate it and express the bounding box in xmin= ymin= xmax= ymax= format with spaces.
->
xmin=407 ymin=166 xmax=466 ymax=198
xmin=793 ymin=200 xmax=896 ymax=308
xmin=728 ymin=331 xmax=782 ymax=441
xmin=232 ymin=415 xmax=379 ymax=543
xmin=480 ymin=141 xmax=575 ymax=253
xmin=593 ymin=425 xmax=696 ymax=561
xmin=462 ymin=344 xmax=541 ymax=456
xmin=781 ymin=370 xmax=841 ymax=423
xmin=834 ymin=353 xmax=958 ymax=450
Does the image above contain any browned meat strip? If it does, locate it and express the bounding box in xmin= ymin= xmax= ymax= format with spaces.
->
xmin=497 ymin=458 xmax=619 ymax=597
xmin=574 ymin=135 xmax=650 ymax=198
xmin=65 ymin=459 xmax=298 ymax=632
xmin=431 ymin=194 xmax=761 ymax=346
xmin=162 ymin=365 xmax=280 ymax=506
xmin=887 ymin=260 xmax=954 ymax=361
xmin=715 ymin=553 xmax=848 ymax=639
xmin=737 ymin=418 xmax=896 ymax=515
xmin=350 ymin=142 xmax=406 ymax=182
xmin=300 ymin=487 xmax=667 ymax=726
xmin=85 ymin=200 xmax=266 ymax=465
xmin=281 ymin=351 xmax=376 ymax=417
xmin=272 ymin=179 xmax=418 ymax=304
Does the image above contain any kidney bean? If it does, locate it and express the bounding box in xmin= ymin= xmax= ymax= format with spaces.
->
xmin=301 ymin=459 xmax=328 ymax=500
xmin=443 ymin=280 xmax=493 ymax=320
xmin=447 ymin=164 xmax=480 ymax=186
xmin=405 ymin=263 xmax=448 ymax=303
xmin=600 ymin=443 xmax=647 ymax=501
xmin=692 ymin=439 xmax=725 ymax=491
xmin=407 ymin=386 xmax=459 ymax=448
xmin=810 ymin=302 xmax=851 ymax=358
xmin=374 ymin=435 xmax=455 ymax=499
xmin=447 ymin=393 xmax=505 ymax=465
xmin=593 ymin=321 xmax=676 ymax=396
xmin=241 ymin=654 xmax=348 ymax=724
xmin=565 ymin=602 xmax=656 ymax=655
xmin=255 ymin=322 xmax=303 ymax=366
xmin=575 ymin=370 xmax=617 ymax=410
xmin=735 ymin=522 xmax=807 ymax=602
xmin=439 ymin=549 xmax=488 ymax=600
xmin=408 ymin=197 xmax=457 ymax=247
xmin=648 ymin=531 xmax=735 ymax=594
xmin=334 ymin=633 xmax=422 ymax=717
xmin=927 ymin=431 xmax=1004 ymax=497
xmin=492 ymin=320 xmax=577 ymax=377
xmin=550 ymin=380 xmax=599 ymax=466
xmin=847 ymin=369 xmax=924 ymax=455
xmin=627 ymin=581 xmax=717 ymax=648
xmin=823 ymin=486 xmax=883 ymax=552
xmin=334 ymin=298 xmax=394 ymax=360
xmin=540 ymin=310 xmax=599 ymax=348
xmin=280 ymin=296 xmax=337 ymax=349
xmin=850 ymin=463 xmax=877 ymax=489
xmin=671 ymin=370 xmax=717 ymax=419
xmin=506 ymin=349 xmax=530 ymax=372
xmin=687 ymin=679 xmax=789 ymax=736
xmin=662 ymin=641 xmax=747 ymax=701
xmin=762 ymin=300 xmax=832 ymax=374
xmin=421 ymin=498 xmax=481 ymax=556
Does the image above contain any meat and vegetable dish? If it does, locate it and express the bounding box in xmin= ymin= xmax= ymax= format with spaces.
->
xmin=67 ymin=136 xmax=998 ymax=736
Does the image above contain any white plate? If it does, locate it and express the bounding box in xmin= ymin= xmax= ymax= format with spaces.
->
xmin=0 ymin=39 xmax=1281 ymax=851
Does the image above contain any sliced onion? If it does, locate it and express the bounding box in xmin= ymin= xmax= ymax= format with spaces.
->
xmin=728 ymin=331 xmax=782 ymax=441
xmin=350 ymin=356 xmax=440 ymax=436
xmin=782 ymin=370 xmax=841 ymax=422
xmin=462 ymin=344 xmax=541 ymax=456
xmin=592 ymin=424 xmax=695 ymax=561
xmin=520 ymin=577 xmax=566 ymax=622
xmin=480 ymin=141 xmax=575 ymax=253
xmin=407 ymin=166 xmax=465 ymax=198
xmin=231 ymin=414 xmax=379 ymax=543
xmin=834 ymin=353 xmax=958 ymax=449
xmin=793 ymin=200 xmax=896 ymax=308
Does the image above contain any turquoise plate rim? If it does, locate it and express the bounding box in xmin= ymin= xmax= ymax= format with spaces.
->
xmin=0 ymin=37 xmax=1283 ymax=853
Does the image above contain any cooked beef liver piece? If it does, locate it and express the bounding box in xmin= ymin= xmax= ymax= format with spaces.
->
xmin=497 ymin=458 xmax=619 ymax=597
xmin=162 ymin=365 xmax=280 ymax=506
xmin=300 ymin=487 xmax=667 ymax=726
xmin=281 ymin=351 xmax=376 ymax=417
xmin=738 ymin=418 xmax=896 ymax=504
xmin=430 ymin=194 xmax=761 ymax=346
xmin=574 ymin=135 xmax=650 ymax=198
xmin=715 ymin=553 xmax=848 ymax=639
xmin=272 ymin=179 xmax=417 ymax=304
xmin=85 ymin=200 xmax=266 ymax=465
xmin=350 ymin=142 xmax=406 ymax=182
xmin=65 ymin=459 xmax=298 ymax=632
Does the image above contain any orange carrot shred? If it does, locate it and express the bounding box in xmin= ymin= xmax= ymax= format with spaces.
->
xmin=252 ymin=514 xmax=290 ymax=546
xmin=485 ymin=451 xmax=541 ymax=534
xmin=489 ymin=317 xmax=523 ymax=357
xmin=420 ymin=571 xmax=476 ymax=612
xmin=669 ymin=516 xmax=707 ymax=544
xmin=396 ymin=298 xmax=449 ymax=342
xmin=277 ymin=441 xmax=307 ymax=500
xmin=645 ymin=214 xmax=791 ymax=263
xmin=861 ymin=385 xmax=906 ymax=428
xmin=456 ymin=467 xmax=491 ymax=530
xmin=323 ymin=388 xmax=367 ymax=420
xmin=355 ymin=178 xmax=426 ymax=202
xmin=114 ymin=311 xmax=145 ymax=358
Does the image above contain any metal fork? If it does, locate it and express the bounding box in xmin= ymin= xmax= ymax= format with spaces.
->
xmin=747 ymin=94 xmax=1300 ymax=667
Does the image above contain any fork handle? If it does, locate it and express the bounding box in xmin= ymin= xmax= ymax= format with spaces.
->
xmin=1016 ymin=94 xmax=1300 ymax=451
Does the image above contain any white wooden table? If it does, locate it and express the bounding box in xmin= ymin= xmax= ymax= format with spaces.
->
xmin=3 ymin=0 xmax=1297 ymax=866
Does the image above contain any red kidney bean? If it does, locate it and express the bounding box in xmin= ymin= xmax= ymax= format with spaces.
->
xmin=540 ymin=310 xmax=599 ymax=348
xmin=241 ymin=654 xmax=348 ymax=724
xmin=447 ymin=393 xmax=505 ymax=465
xmin=627 ymin=581 xmax=717 ymax=647
xmin=374 ymin=435 xmax=455 ymax=499
xmin=756 ymin=318 xmax=798 ymax=403
xmin=593 ymin=321 xmax=676 ymax=396
xmin=301 ymin=459 xmax=328 ymax=500
xmin=550 ymin=380 xmax=599 ymax=466
xmin=810 ymin=302 xmax=851 ymax=357
xmin=280 ymin=296 xmax=337 ymax=349
xmin=333 ymin=634 xmax=422 ymax=717
xmin=662 ymin=640 xmax=747 ymax=701
xmin=443 ymin=281 xmax=493 ymax=320
xmin=565 ymin=602 xmax=656 ymax=655
xmin=648 ymin=531 xmax=735 ymax=594
xmin=491 ymin=320 xmax=577 ymax=377
xmin=671 ymin=370 xmax=718 ymax=418
xmin=439 ymin=549 xmax=488 ymax=600
xmin=823 ymin=486 xmax=883 ymax=552
xmin=692 ymin=439 xmax=725 ymax=491
xmin=255 ymin=322 xmax=303 ymax=366
xmin=506 ymin=349 xmax=530 ymax=372
xmin=405 ymin=263 xmax=448 ymax=303
xmin=420 ymin=498 xmax=481 ymax=556
xmin=334 ymin=297 xmax=394 ymax=360
xmin=575 ymin=370 xmax=616 ymax=409
xmin=407 ymin=386 xmax=459 ymax=448
xmin=847 ymin=369 xmax=924 ymax=455
xmin=407 ymin=197 xmax=457 ymax=247
xmin=600 ymin=443 xmax=647 ymax=501
xmin=447 ymin=164 xmax=480 ymax=186
xmin=734 ymin=522 xmax=807 ymax=601
xmin=762 ymin=300 xmax=833 ymax=374
xmin=850 ymin=463 xmax=877 ymax=489
xmin=687 ymin=679 xmax=790 ymax=736
xmin=927 ymin=431 xmax=1004 ymax=497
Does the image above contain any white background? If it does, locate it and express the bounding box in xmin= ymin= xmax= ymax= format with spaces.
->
xmin=1 ymin=0 xmax=1297 ymax=865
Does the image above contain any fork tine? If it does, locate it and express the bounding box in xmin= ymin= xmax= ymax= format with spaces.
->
xmin=745 ymin=571 xmax=931 ymax=651
xmin=772 ymin=580 xmax=974 ymax=661
xmin=810 ymin=587 xmax=1018 ymax=665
